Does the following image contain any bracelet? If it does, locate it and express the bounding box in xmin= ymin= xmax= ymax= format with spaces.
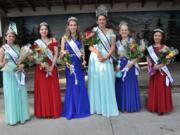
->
xmin=61 ymin=50 xmax=65 ymax=53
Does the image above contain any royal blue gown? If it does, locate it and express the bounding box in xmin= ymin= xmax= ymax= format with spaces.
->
xmin=115 ymin=38 xmax=141 ymax=112
xmin=62 ymin=38 xmax=90 ymax=119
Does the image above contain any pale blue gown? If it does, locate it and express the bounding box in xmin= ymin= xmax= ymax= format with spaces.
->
xmin=88 ymin=29 xmax=119 ymax=117
xmin=2 ymin=45 xmax=30 ymax=125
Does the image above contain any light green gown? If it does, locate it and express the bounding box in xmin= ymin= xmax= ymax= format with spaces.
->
xmin=88 ymin=29 xmax=119 ymax=117
xmin=2 ymin=45 xmax=30 ymax=125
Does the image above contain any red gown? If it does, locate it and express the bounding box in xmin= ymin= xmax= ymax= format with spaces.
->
xmin=147 ymin=45 xmax=173 ymax=113
xmin=32 ymin=39 xmax=62 ymax=118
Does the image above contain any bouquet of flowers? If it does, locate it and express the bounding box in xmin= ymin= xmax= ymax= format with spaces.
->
xmin=57 ymin=50 xmax=72 ymax=66
xmin=82 ymin=31 xmax=101 ymax=46
xmin=148 ymin=46 xmax=178 ymax=76
xmin=1 ymin=44 xmax=33 ymax=71
xmin=127 ymin=41 xmax=144 ymax=60
xmin=63 ymin=53 xmax=72 ymax=64
xmin=158 ymin=46 xmax=179 ymax=64
xmin=58 ymin=50 xmax=79 ymax=84
xmin=17 ymin=43 xmax=33 ymax=66
xmin=31 ymin=45 xmax=51 ymax=77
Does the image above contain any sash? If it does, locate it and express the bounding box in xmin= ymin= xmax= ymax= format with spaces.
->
xmin=35 ymin=39 xmax=54 ymax=62
xmin=64 ymin=38 xmax=82 ymax=85
xmin=147 ymin=45 xmax=173 ymax=86
xmin=2 ymin=44 xmax=25 ymax=86
xmin=3 ymin=44 xmax=19 ymax=64
xmin=116 ymin=39 xmax=140 ymax=80
xmin=116 ymin=37 xmax=133 ymax=50
xmin=95 ymin=27 xmax=116 ymax=63
xmin=65 ymin=37 xmax=82 ymax=59
xmin=116 ymin=40 xmax=123 ymax=50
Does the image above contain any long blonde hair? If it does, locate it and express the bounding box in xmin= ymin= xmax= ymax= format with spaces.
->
xmin=65 ymin=16 xmax=81 ymax=41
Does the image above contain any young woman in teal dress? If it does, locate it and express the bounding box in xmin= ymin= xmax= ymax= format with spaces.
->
xmin=87 ymin=13 xmax=119 ymax=117
xmin=0 ymin=30 xmax=30 ymax=125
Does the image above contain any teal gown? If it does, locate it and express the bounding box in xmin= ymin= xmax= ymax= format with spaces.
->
xmin=2 ymin=45 xmax=30 ymax=125
xmin=88 ymin=29 xmax=119 ymax=117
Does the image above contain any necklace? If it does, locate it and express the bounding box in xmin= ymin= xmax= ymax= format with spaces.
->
xmin=41 ymin=37 xmax=50 ymax=44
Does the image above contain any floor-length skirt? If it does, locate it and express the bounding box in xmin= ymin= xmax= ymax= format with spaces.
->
xmin=62 ymin=63 xmax=90 ymax=119
xmin=3 ymin=71 xmax=30 ymax=125
xmin=34 ymin=65 xmax=62 ymax=118
xmin=115 ymin=57 xmax=141 ymax=112
xmin=88 ymin=50 xmax=119 ymax=117
xmin=147 ymin=70 xmax=173 ymax=113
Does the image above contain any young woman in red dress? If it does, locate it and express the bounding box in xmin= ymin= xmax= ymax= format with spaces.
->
xmin=146 ymin=28 xmax=173 ymax=115
xmin=32 ymin=22 xmax=62 ymax=118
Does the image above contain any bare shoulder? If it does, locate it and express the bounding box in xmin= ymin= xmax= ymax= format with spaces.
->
xmin=107 ymin=28 xmax=114 ymax=33
xmin=62 ymin=35 xmax=66 ymax=40
xmin=61 ymin=35 xmax=67 ymax=42
xmin=0 ymin=47 xmax=5 ymax=55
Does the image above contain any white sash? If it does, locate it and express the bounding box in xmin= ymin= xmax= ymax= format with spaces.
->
xmin=95 ymin=27 xmax=116 ymax=63
xmin=65 ymin=38 xmax=82 ymax=59
xmin=3 ymin=44 xmax=19 ymax=64
xmin=3 ymin=44 xmax=25 ymax=86
xmin=116 ymin=39 xmax=140 ymax=80
xmin=15 ymin=70 xmax=26 ymax=87
xmin=116 ymin=40 xmax=123 ymax=49
xmin=35 ymin=39 xmax=54 ymax=62
xmin=147 ymin=46 xmax=173 ymax=86
xmin=116 ymin=38 xmax=133 ymax=49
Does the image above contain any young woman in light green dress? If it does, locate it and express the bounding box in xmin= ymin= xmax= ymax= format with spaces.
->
xmin=0 ymin=30 xmax=30 ymax=125
xmin=87 ymin=14 xmax=119 ymax=117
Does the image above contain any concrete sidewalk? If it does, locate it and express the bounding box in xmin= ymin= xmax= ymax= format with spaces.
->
xmin=0 ymin=93 xmax=180 ymax=135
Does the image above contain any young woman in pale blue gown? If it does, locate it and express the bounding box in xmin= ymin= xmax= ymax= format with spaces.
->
xmin=87 ymin=14 xmax=119 ymax=117
xmin=0 ymin=30 xmax=30 ymax=125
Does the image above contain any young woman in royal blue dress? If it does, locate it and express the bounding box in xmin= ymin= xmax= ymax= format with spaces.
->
xmin=61 ymin=17 xmax=90 ymax=119
xmin=115 ymin=21 xmax=141 ymax=112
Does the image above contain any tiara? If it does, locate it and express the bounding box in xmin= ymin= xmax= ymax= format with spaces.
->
xmin=153 ymin=28 xmax=164 ymax=33
xmin=67 ymin=16 xmax=78 ymax=23
xmin=6 ymin=29 xmax=17 ymax=36
xmin=40 ymin=22 xmax=48 ymax=26
xmin=119 ymin=21 xmax=128 ymax=28
xmin=96 ymin=5 xmax=108 ymax=17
